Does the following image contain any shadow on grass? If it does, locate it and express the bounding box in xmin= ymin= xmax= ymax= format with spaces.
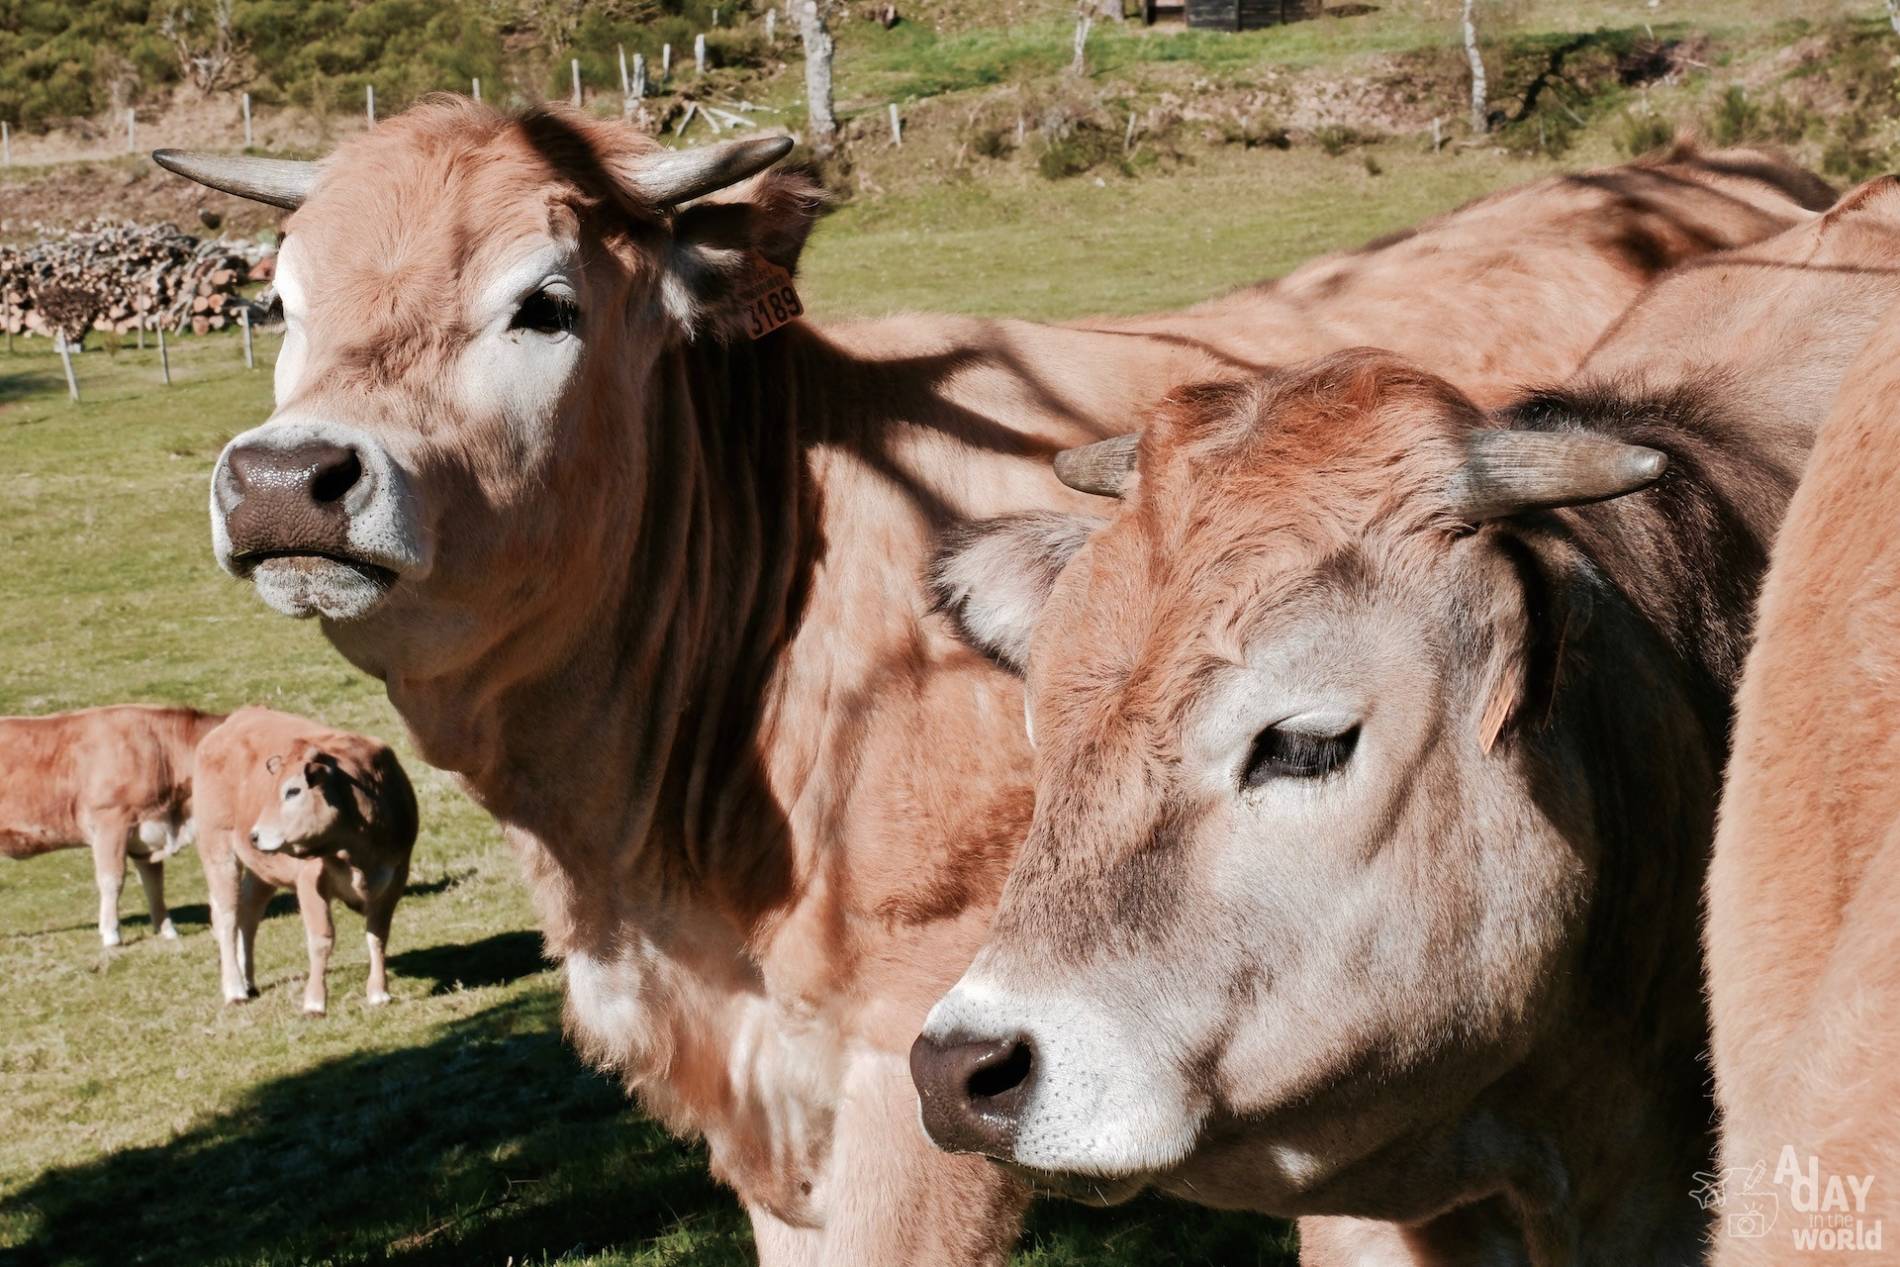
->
xmin=0 ymin=362 xmax=61 ymax=407
xmin=389 ymin=929 xmax=547 ymax=995
xmin=1 ymin=983 xmax=1295 ymax=1267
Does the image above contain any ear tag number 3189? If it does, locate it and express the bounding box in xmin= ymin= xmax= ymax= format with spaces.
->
xmin=737 ymin=255 xmax=804 ymax=340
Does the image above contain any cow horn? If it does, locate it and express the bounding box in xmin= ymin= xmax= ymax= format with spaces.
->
xmin=1054 ymin=433 xmax=1140 ymax=497
xmin=1450 ymin=430 xmax=1668 ymax=522
xmin=152 ymin=150 xmax=317 ymax=210
xmin=627 ymin=135 xmax=796 ymax=206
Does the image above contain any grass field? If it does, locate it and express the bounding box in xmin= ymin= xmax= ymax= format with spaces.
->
xmin=0 ymin=128 xmax=1630 ymax=1267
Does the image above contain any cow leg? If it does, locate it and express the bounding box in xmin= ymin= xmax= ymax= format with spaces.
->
xmin=202 ymin=839 xmax=250 ymax=1004
xmin=361 ymin=881 xmax=400 ymax=1007
xmin=296 ymin=871 xmax=335 ymax=1016
xmin=235 ymin=869 xmax=274 ymax=997
xmin=84 ymin=813 xmax=133 ymax=948
xmin=131 ymin=855 xmax=175 ymax=940
xmin=816 ymin=1049 xmax=1028 ymax=1266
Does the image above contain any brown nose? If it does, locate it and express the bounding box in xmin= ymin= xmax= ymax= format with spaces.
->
xmin=220 ymin=442 xmax=364 ymax=559
xmin=909 ymin=1031 xmax=1036 ymax=1159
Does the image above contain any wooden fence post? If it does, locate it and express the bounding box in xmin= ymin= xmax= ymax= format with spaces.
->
xmin=572 ymin=59 xmax=583 ymax=107
xmin=766 ymin=9 xmax=776 ymax=40
xmin=889 ymin=103 xmax=902 ymax=146
xmin=472 ymin=77 xmax=481 ymax=102
xmin=663 ymin=43 xmax=673 ymax=79
xmin=126 ymin=108 xmax=136 ymax=153
xmin=242 ymin=92 xmax=253 ymax=147
xmin=56 ymin=332 xmax=79 ymax=402
xmin=157 ymin=323 xmax=170 ymax=385
xmin=240 ymin=305 xmax=254 ymax=369
xmin=618 ymin=45 xmax=630 ymax=95
xmin=366 ymin=84 xmax=376 ymax=126
xmin=2 ymin=121 xmax=10 ymax=167
xmin=632 ymin=54 xmax=647 ymax=103
xmin=695 ymin=34 xmax=707 ymax=75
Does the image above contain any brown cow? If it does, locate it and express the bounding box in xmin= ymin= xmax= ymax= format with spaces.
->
xmin=0 ymin=705 xmax=224 ymax=945
xmin=914 ymin=181 xmax=1900 ymax=1265
xmin=192 ymin=707 xmax=418 ymax=1015
xmin=1706 ymin=306 xmax=1900 ymax=1265
xmin=153 ymin=101 xmax=1827 ymax=1262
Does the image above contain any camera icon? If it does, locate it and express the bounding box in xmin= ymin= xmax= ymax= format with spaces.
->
xmin=1727 ymin=1210 xmax=1770 ymax=1239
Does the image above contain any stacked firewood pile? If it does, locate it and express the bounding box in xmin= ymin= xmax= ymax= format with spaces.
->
xmin=0 ymin=220 xmax=268 ymax=342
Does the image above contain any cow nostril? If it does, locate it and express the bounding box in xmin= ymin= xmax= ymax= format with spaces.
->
xmin=967 ymin=1039 xmax=1034 ymax=1101
xmin=309 ymin=449 xmax=363 ymax=505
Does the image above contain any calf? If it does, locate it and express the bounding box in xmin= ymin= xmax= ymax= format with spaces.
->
xmin=1706 ymin=309 xmax=1900 ymax=1266
xmin=915 ymin=181 xmax=1900 ymax=1265
xmin=192 ymin=707 xmax=418 ymax=1014
xmin=0 ymin=705 xmax=223 ymax=945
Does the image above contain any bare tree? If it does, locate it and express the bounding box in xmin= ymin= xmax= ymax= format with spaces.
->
xmin=1071 ymin=5 xmax=1093 ymax=76
xmin=797 ymin=0 xmax=840 ymax=159
xmin=158 ymin=0 xmax=254 ymax=95
xmin=1461 ymin=0 xmax=1488 ymax=134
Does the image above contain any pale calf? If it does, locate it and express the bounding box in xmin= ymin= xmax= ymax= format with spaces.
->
xmin=0 ymin=705 xmax=223 ymax=945
xmin=192 ymin=707 xmax=418 ymax=1014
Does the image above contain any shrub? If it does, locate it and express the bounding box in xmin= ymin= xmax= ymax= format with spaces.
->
xmin=1617 ymin=110 xmax=1675 ymax=157
xmin=1709 ymin=86 xmax=1759 ymax=147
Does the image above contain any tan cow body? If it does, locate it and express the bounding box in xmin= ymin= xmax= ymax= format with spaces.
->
xmin=155 ymin=102 xmax=1831 ymax=1262
xmin=191 ymin=707 xmax=418 ymax=1014
xmin=0 ymin=705 xmax=223 ymax=945
xmin=917 ymin=180 xmax=1900 ymax=1266
xmin=1706 ymin=285 xmax=1900 ymax=1262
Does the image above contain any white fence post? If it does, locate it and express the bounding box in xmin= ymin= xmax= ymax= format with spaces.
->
xmin=126 ymin=108 xmax=135 ymax=153
xmin=618 ymin=45 xmax=630 ymax=95
xmin=56 ymin=332 xmax=79 ymax=402
xmin=662 ymin=43 xmax=673 ymax=79
xmin=366 ymin=84 xmax=376 ymax=126
xmin=571 ymin=58 xmax=583 ymax=107
xmin=472 ymin=77 xmax=481 ymax=102
xmin=242 ymin=92 xmax=253 ymax=147
xmin=240 ymin=305 xmax=254 ymax=369
xmin=695 ymin=34 xmax=707 ymax=75
xmin=766 ymin=9 xmax=776 ymax=40
xmin=2 ymin=121 xmax=10 ymax=167
xmin=889 ymin=102 xmax=902 ymax=146
xmin=632 ymin=54 xmax=647 ymax=103
xmin=157 ymin=323 xmax=171 ymax=385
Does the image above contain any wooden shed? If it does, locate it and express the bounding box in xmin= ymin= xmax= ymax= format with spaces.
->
xmin=1158 ymin=0 xmax=1321 ymax=28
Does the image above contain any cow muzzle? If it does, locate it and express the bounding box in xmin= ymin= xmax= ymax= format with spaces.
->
xmin=211 ymin=418 xmax=428 ymax=620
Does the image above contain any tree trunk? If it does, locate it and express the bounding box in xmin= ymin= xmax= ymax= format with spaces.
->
xmin=1071 ymin=11 xmax=1093 ymax=76
xmin=797 ymin=0 xmax=839 ymax=159
xmin=1462 ymin=0 xmax=1488 ymax=135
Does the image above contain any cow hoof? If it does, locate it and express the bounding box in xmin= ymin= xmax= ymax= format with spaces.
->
xmin=223 ymin=992 xmax=250 ymax=1006
xmin=366 ymin=991 xmax=391 ymax=1007
xmin=158 ymin=922 xmax=179 ymax=940
xmin=302 ymin=1002 xmax=327 ymax=1017
xmin=100 ymin=930 xmax=122 ymax=949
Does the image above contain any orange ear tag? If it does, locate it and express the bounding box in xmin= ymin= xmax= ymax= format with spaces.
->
xmin=732 ymin=254 xmax=804 ymax=340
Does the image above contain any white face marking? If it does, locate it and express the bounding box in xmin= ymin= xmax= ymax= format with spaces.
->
xmin=272 ymin=236 xmax=311 ymax=404
xmin=453 ymin=241 xmax=587 ymax=457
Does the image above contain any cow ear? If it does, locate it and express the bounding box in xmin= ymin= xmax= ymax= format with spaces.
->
xmin=664 ymin=166 xmax=827 ymax=339
xmin=265 ymin=754 xmax=283 ymax=775
xmin=929 ymin=512 xmax=1104 ymax=675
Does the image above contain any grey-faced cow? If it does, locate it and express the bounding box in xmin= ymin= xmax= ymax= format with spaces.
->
xmin=192 ymin=706 xmax=418 ymax=1014
xmin=0 ymin=705 xmax=224 ymax=945
xmin=914 ymin=179 xmax=1900 ymax=1266
xmin=153 ymin=99 xmax=1830 ymax=1263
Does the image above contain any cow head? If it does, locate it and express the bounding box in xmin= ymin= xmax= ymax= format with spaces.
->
xmin=159 ymin=100 xmax=820 ymax=675
xmin=913 ymin=350 xmax=1668 ymax=1209
xmin=251 ymin=748 xmax=364 ymax=857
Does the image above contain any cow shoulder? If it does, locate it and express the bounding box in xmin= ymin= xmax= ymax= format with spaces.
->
xmin=928 ymin=512 xmax=1103 ymax=674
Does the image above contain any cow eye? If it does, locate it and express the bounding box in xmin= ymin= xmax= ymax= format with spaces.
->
xmin=1242 ymin=724 xmax=1359 ymax=788
xmin=285 ymin=786 xmax=301 ymax=799
xmin=511 ymin=287 xmax=579 ymax=337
